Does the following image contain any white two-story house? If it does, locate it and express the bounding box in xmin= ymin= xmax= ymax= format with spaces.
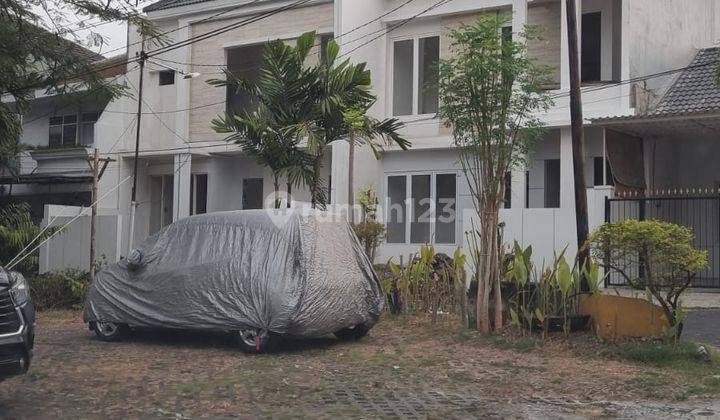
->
xmin=331 ymin=0 xmax=720 ymax=289
xmin=0 ymin=37 xmax=127 ymax=222
xmin=48 ymin=0 xmax=720 ymax=287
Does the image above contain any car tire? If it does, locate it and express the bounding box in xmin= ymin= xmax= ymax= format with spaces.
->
xmin=91 ymin=321 xmax=129 ymax=342
xmin=334 ymin=324 xmax=369 ymax=341
xmin=235 ymin=329 xmax=276 ymax=354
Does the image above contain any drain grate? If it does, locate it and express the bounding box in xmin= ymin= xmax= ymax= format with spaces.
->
xmin=319 ymin=387 xmax=500 ymax=419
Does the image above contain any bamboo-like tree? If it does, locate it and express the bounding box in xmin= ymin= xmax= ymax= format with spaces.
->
xmin=210 ymin=33 xmax=319 ymax=208
xmin=438 ymin=15 xmax=552 ymax=333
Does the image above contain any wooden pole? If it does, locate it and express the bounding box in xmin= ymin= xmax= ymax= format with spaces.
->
xmin=565 ymin=0 xmax=590 ymax=291
xmin=89 ymin=148 xmax=99 ymax=281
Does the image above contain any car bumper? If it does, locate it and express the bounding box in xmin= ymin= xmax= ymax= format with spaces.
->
xmin=0 ymin=302 xmax=35 ymax=379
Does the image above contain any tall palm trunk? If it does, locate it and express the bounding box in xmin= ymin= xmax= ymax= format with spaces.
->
xmin=347 ymin=135 xmax=355 ymax=224
xmin=286 ymin=181 xmax=292 ymax=208
xmin=273 ymin=173 xmax=280 ymax=209
xmin=310 ymin=158 xmax=321 ymax=209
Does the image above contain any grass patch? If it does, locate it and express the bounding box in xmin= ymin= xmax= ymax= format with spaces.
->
xmin=487 ymin=335 xmax=541 ymax=353
xmin=605 ymin=340 xmax=720 ymax=398
xmin=604 ymin=341 xmax=715 ymax=368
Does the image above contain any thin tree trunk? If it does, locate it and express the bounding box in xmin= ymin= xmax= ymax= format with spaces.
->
xmin=286 ymin=182 xmax=292 ymax=208
xmin=273 ymin=173 xmax=280 ymax=209
xmin=311 ymin=159 xmax=321 ymax=209
xmin=491 ymin=206 xmax=503 ymax=331
xmin=348 ymin=136 xmax=355 ymax=224
xmin=476 ymin=207 xmax=493 ymax=333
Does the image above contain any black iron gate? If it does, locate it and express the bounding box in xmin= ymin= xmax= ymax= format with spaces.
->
xmin=604 ymin=195 xmax=720 ymax=288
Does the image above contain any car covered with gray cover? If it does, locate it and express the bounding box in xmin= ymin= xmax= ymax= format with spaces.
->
xmin=83 ymin=209 xmax=383 ymax=352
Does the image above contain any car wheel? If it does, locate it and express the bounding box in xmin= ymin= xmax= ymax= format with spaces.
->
xmin=334 ymin=324 xmax=369 ymax=341
xmin=235 ymin=329 xmax=276 ymax=354
xmin=91 ymin=321 xmax=129 ymax=342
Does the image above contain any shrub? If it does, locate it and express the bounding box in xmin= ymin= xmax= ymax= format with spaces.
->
xmin=352 ymin=221 xmax=385 ymax=261
xmin=503 ymin=242 xmax=603 ymax=337
xmin=386 ymin=246 xmax=467 ymax=324
xmin=352 ymin=187 xmax=385 ymax=261
xmin=588 ymin=220 xmax=708 ymax=341
xmin=27 ymin=269 xmax=90 ymax=311
xmin=0 ymin=203 xmax=61 ymax=274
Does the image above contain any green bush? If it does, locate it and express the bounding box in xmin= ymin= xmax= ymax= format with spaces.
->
xmin=589 ymin=220 xmax=708 ymax=341
xmin=27 ymin=269 xmax=90 ymax=311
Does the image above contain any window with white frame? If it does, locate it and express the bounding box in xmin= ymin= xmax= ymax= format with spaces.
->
xmin=391 ymin=35 xmax=440 ymax=117
xmin=385 ymin=172 xmax=457 ymax=245
xmin=50 ymin=113 xmax=98 ymax=147
xmin=49 ymin=115 xmax=77 ymax=147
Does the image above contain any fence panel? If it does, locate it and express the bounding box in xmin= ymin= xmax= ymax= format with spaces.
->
xmin=605 ymin=196 xmax=720 ymax=289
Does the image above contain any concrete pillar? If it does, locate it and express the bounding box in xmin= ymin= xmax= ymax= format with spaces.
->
xmin=560 ymin=0 xmax=582 ymax=90
xmin=512 ymin=0 xmax=528 ymax=42
xmin=173 ymin=153 xmax=191 ymax=221
xmin=560 ymin=127 xmax=575 ymax=209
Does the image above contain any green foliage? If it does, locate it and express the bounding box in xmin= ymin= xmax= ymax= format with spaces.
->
xmin=27 ymin=269 xmax=90 ymax=310
xmin=210 ymin=35 xmax=318 ymax=207
xmin=0 ymin=203 xmax=60 ymax=273
xmin=385 ymin=246 xmax=467 ymax=325
xmin=504 ymin=242 xmax=602 ymax=337
xmin=352 ymin=221 xmax=385 ymax=261
xmin=0 ymin=3 xmax=161 ymax=168
xmin=589 ymin=220 xmax=708 ymax=341
xmin=438 ymin=13 xmax=552 ymax=333
xmin=211 ymin=31 xmax=409 ymax=209
xmin=606 ymin=340 xmax=717 ymax=367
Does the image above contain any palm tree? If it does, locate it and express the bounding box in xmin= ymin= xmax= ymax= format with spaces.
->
xmin=210 ymin=33 xmax=318 ymax=208
xmin=301 ymin=39 xmax=410 ymax=209
xmin=342 ymin=106 xmax=407 ymax=223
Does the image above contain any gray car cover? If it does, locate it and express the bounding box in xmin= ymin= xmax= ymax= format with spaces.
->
xmin=83 ymin=209 xmax=383 ymax=337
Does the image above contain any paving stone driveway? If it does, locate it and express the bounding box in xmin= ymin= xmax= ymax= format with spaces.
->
xmin=684 ymin=310 xmax=720 ymax=347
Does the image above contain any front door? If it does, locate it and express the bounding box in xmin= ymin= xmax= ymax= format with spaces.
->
xmin=242 ymin=178 xmax=264 ymax=209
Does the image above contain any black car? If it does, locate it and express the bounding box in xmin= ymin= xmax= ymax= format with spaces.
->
xmin=0 ymin=268 xmax=35 ymax=379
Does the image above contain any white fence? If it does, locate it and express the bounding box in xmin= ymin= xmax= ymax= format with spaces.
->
xmin=465 ymin=187 xmax=613 ymax=270
xmin=39 ymin=205 xmax=122 ymax=274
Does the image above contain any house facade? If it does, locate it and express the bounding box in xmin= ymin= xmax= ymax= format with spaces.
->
xmin=1 ymin=48 xmax=127 ymax=222
xmin=39 ymin=0 xmax=720 ymax=282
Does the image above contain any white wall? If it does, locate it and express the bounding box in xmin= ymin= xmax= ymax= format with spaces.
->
xmin=624 ymin=0 xmax=718 ymax=99
xmin=39 ymin=205 xmax=122 ymax=273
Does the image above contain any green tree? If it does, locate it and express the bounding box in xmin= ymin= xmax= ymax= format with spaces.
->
xmin=213 ymin=32 xmax=409 ymax=210
xmin=0 ymin=1 xmax=160 ymax=177
xmin=0 ymin=203 xmax=59 ymax=273
xmin=210 ymin=33 xmax=318 ymax=208
xmin=342 ymin=106 xmax=407 ymax=222
xmin=438 ymin=15 xmax=552 ymax=333
xmin=588 ymin=220 xmax=708 ymax=341
xmin=301 ymin=39 xmax=409 ymax=209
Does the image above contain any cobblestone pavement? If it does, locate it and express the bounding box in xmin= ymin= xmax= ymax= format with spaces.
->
xmin=0 ymin=311 xmax=717 ymax=419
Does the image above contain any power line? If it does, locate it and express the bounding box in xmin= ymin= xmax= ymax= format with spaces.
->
xmin=151 ymin=0 xmax=421 ymax=68
xmin=338 ymin=0 xmax=454 ymax=59
xmin=1 ymin=0 xmax=268 ymax=95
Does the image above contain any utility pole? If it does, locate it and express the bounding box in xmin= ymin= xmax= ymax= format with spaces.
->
xmin=128 ymin=46 xmax=147 ymax=254
xmin=565 ymin=0 xmax=590 ymax=291
xmin=87 ymin=148 xmax=115 ymax=281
